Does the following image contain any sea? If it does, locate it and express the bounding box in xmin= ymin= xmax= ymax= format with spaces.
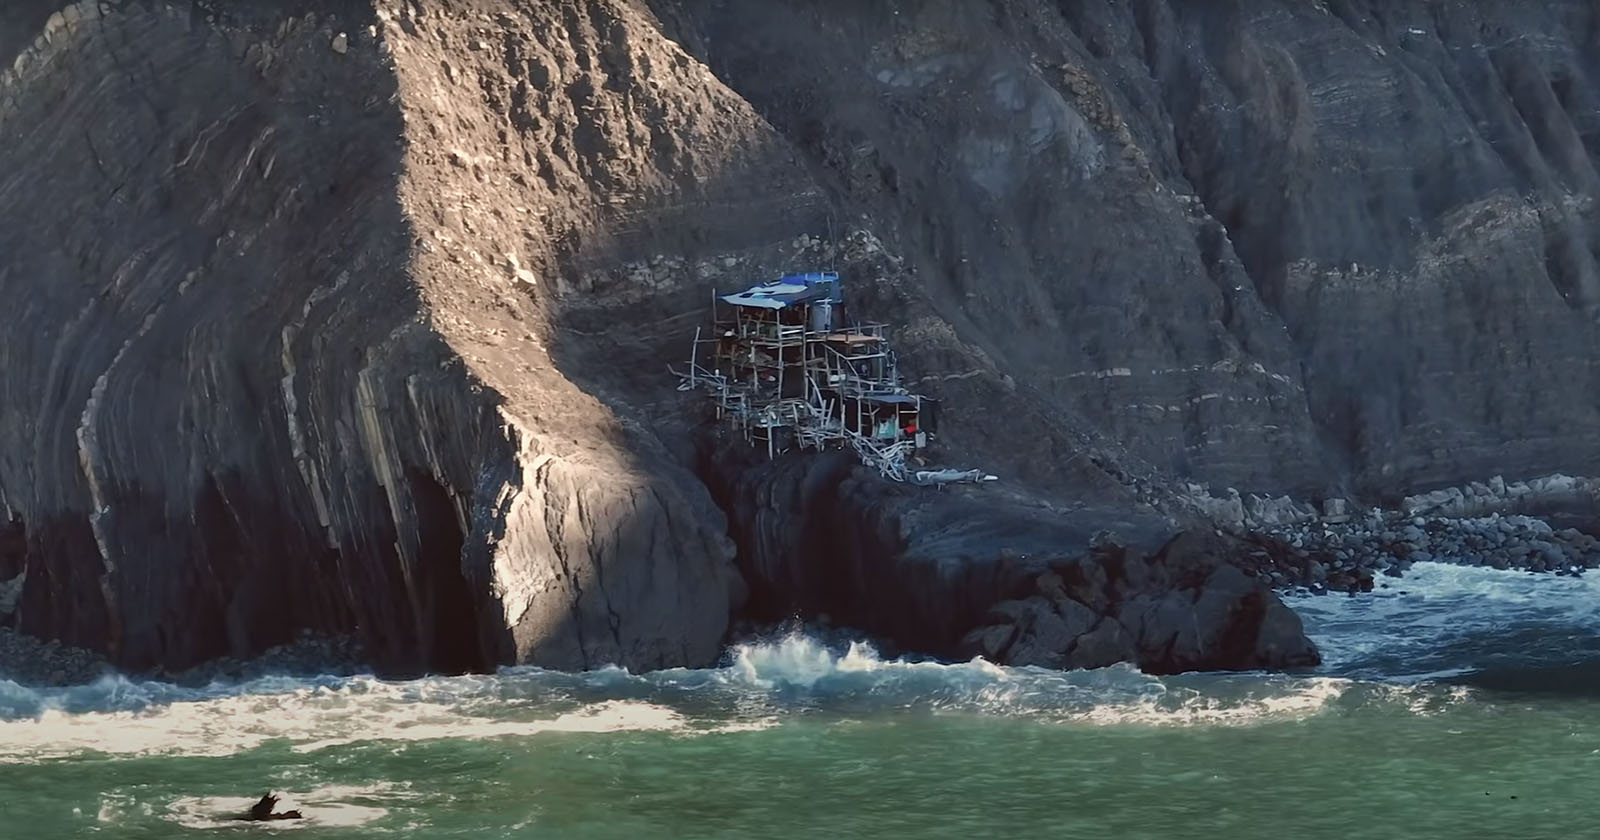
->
xmin=2 ymin=561 xmax=1598 ymax=839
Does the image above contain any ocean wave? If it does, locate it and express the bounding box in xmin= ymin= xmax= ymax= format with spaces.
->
xmin=0 ymin=673 xmax=692 ymax=764
xmin=0 ymin=634 xmax=1380 ymax=764
xmin=1287 ymin=561 xmax=1600 ymax=678
xmin=702 ymin=634 xmax=1356 ymax=727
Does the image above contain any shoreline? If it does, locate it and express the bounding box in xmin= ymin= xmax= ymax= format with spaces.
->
xmin=1228 ymin=511 xmax=1600 ymax=595
xmin=5 ymin=487 xmax=1599 ymax=687
xmin=0 ymin=629 xmax=366 ymax=689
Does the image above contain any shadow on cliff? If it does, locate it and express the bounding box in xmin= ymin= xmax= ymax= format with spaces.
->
xmin=522 ymin=7 xmax=1163 ymax=663
xmin=529 ymin=0 xmax=1327 ymax=672
xmin=536 ymin=170 xmax=1190 ymax=662
xmin=0 ymin=0 xmax=512 ymax=678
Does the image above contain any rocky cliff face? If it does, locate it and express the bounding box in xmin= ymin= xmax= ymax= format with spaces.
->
xmin=0 ymin=0 xmax=744 ymax=674
xmin=3 ymin=0 xmax=1598 ymax=675
xmin=645 ymin=0 xmax=1600 ymax=501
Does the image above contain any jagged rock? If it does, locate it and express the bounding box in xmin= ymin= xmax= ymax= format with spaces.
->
xmin=958 ymin=623 xmax=1017 ymax=661
xmin=1004 ymin=598 xmax=1086 ymax=669
xmin=705 ymin=447 xmax=1315 ymax=673
xmin=1066 ymin=617 xmax=1138 ymax=670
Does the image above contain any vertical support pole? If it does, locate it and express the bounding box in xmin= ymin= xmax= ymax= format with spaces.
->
xmin=689 ymin=326 xmax=700 ymax=388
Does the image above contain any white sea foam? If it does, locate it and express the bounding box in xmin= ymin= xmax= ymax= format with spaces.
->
xmin=290 ymin=698 xmax=686 ymax=753
xmin=0 ymin=673 xmax=688 ymax=764
xmin=717 ymin=636 xmax=1007 ymax=690
xmin=1286 ymin=561 xmax=1600 ymax=676
xmin=710 ymin=634 xmax=1349 ymax=728
xmin=0 ymin=632 xmax=1447 ymax=765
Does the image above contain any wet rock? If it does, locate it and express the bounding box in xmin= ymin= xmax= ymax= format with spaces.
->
xmin=1003 ymin=597 xmax=1098 ymax=669
xmin=0 ymin=629 xmax=110 ymax=685
xmin=958 ymin=623 xmax=1018 ymax=661
xmin=1064 ymin=617 xmax=1139 ymax=670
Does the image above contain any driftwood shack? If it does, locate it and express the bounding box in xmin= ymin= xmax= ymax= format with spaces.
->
xmin=675 ymin=271 xmax=993 ymax=485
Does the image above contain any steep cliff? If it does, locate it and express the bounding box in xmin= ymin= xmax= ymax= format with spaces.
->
xmin=3 ymin=0 xmax=1599 ymax=675
xmin=0 ymin=0 xmax=745 ymax=674
xmin=642 ymin=0 xmax=1600 ymax=501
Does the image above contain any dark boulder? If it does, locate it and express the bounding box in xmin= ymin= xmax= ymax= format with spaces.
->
xmin=961 ymin=531 xmax=1320 ymax=673
xmin=703 ymin=438 xmax=1319 ymax=673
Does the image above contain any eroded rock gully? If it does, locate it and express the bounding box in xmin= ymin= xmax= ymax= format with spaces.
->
xmin=2 ymin=0 xmax=1598 ymax=676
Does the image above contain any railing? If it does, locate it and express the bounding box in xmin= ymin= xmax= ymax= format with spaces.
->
xmin=675 ymin=309 xmax=990 ymax=483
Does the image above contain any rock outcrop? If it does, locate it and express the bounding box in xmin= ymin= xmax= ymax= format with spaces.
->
xmin=646 ymin=0 xmax=1600 ymax=501
xmin=701 ymin=445 xmax=1318 ymax=672
xmin=4 ymin=0 xmax=1600 ymax=676
xmin=960 ymin=534 xmax=1319 ymax=674
xmin=1237 ymin=510 xmax=1600 ymax=593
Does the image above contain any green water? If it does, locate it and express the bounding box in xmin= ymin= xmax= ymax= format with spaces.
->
xmin=6 ymin=695 xmax=1598 ymax=839
xmin=3 ymin=562 xmax=1599 ymax=839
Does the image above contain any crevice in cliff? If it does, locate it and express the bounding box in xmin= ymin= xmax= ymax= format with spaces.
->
xmin=585 ymin=489 xmax=627 ymax=655
xmin=534 ymin=456 xmax=591 ymax=670
xmin=0 ymin=513 xmax=26 ymax=626
xmin=407 ymin=470 xmax=484 ymax=676
xmin=17 ymin=518 xmax=112 ymax=654
xmin=693 ymin=442 xmax=857 ymax=631
xmin=193 ymin=472 xmax=257 ymax=663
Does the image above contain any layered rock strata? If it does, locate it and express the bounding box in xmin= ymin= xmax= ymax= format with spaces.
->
xmin=0 ymin=0 xmax=744 ymax=674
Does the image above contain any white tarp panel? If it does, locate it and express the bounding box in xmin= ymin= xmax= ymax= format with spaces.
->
xmin=719 ymin=282 xmax=809 ymax=309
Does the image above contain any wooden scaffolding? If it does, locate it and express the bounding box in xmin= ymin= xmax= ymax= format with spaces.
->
xmin=675 ymin=272 xmax=990 ymax=484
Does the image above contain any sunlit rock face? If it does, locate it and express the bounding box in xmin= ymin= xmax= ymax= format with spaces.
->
xmin=0 ymin=1 xmax=746 ymax=674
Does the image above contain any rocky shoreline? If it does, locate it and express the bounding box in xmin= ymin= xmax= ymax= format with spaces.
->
xmin=1227 ymin=511 xmax=1600 ymax=596
xmin=3 ymin=508 xmax=1595 ymax=685
xmin=1162 ymin=473 xmax=1600 ymax=595
xmin=0 ymin=629 xmax=110 ymax=686
xmin=0 ymin=628 xmax=366 ymax=688
xmin=9 ymin=462 xmax=1600 ymax=685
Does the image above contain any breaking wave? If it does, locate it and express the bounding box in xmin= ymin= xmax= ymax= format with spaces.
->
xmin=0 ymin=634 xmax=1422 ymax=766
xmin=10 ymin=559 xmax=1599 ymax=764
xmin=1287 ymin=561 xmax=1600 ymax=683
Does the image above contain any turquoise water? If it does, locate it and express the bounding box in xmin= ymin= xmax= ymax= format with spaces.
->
xmin=3 ymin=563 xmax=1600 ymax=838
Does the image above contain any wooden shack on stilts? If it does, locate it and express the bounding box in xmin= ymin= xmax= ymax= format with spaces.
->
xmin=675 ymin=271 xmax=991 ymax=485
